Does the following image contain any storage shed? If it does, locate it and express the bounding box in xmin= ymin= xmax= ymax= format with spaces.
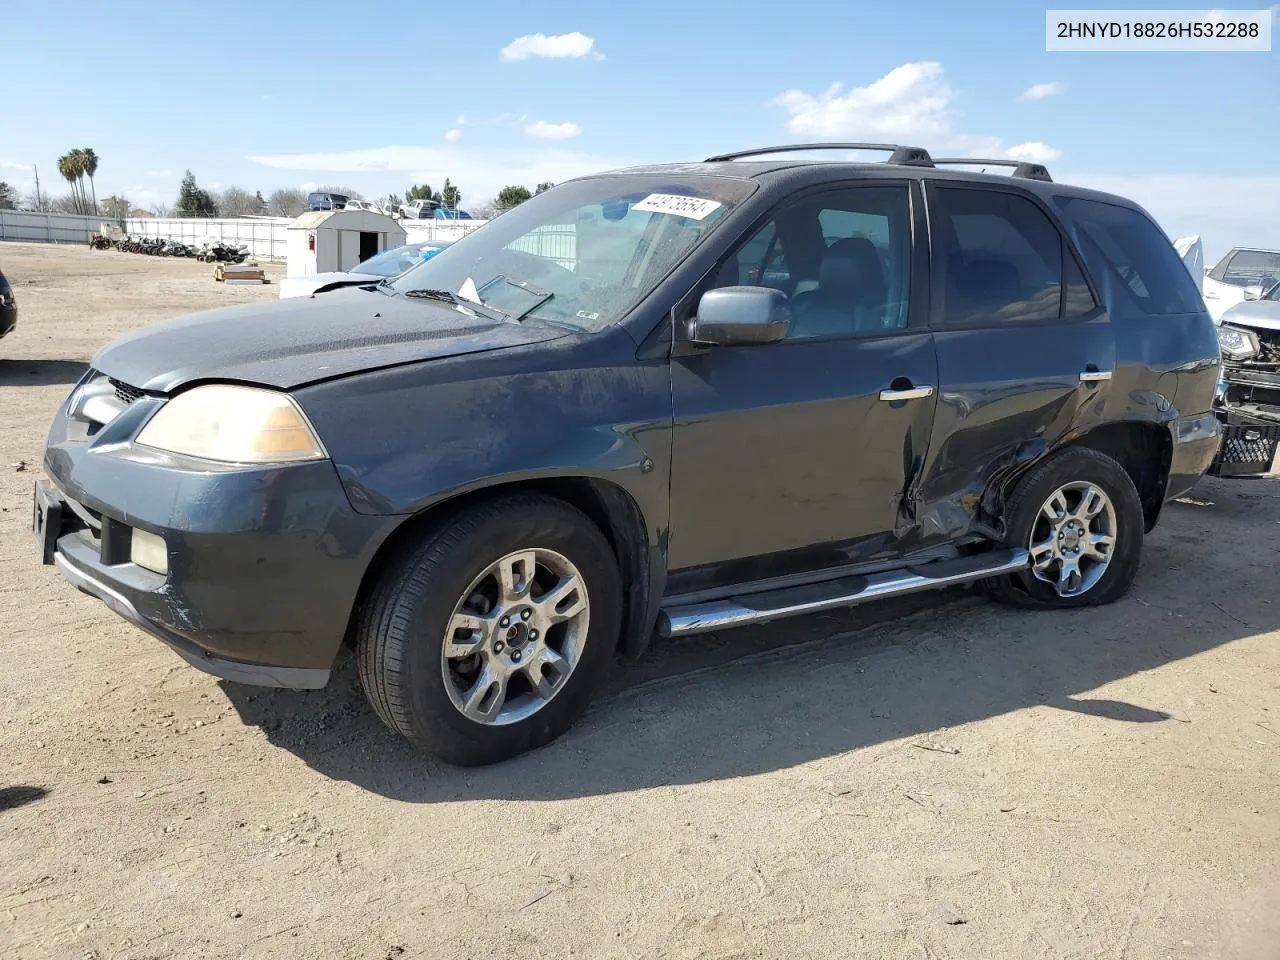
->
xmin=285 ymin=209 xmax=406 ymax=278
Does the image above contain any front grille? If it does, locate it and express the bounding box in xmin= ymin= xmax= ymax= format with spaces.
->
xmin=1258 ymin=329 xmax=1280 ymax=365
xmin=109 ymin=378 xmax=145 ymax=405
xmin=1212 ymin=422 xmax=1280 ymax=475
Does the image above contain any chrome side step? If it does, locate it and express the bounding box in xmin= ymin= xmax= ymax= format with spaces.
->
xmin=658 ymin=548 xmax=1029 ymax=637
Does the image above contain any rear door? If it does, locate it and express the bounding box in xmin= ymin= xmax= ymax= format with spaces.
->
xmin=917 ymin=183 xmax=1114 ymax=537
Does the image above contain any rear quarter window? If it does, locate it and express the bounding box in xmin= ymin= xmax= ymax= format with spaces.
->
xmin=1055 ymin=196 xmax=1204 ymax=317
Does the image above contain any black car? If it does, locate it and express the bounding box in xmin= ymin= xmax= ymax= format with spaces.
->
xmin=34 ymin=144 xmax=1222 ymax=765
xmin=0 ymin=267 xmax=16 ymax=340
xmin=306 ymin=191 xmax=349 ymax=212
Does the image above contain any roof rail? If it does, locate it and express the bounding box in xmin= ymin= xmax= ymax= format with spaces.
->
xmin=930 ymin=158 xmax=1053 ymax=182
xmin=704 ymin=143 xmax=935 ymax=167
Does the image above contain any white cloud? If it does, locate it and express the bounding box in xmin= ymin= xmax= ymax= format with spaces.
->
xmin=444 ymin=128 xmax=462 ymax=143
xmin=1 ymin=158 xmax=29 ymax=170
xmin=1063 ymin=172 xmax=1280 ymax=263
xmin=143 ymin=169 xmax=172 ymax=178
xmin=773 ymin=61 xmax=1062 ymax=162
xmin=248 ymin=144 xmax=627 ymax=203
xmin=525 ymin=120 xmax=582 ymax=140
xmin=1019 ymin=81 xmax=1064 ymax=101
xmin=456 ymin=111 xmax=527 ymax=128
xmin=499 ymin=31 xmax=604 ymax=61
xmin=774 ymin=63 xmax=955 ymax=140
xmin=1005 ymin=142 xmax=1062 ymax=163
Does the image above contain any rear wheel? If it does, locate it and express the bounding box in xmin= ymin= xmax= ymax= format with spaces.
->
xmin=356 ymin=495 xmax=621 ymax=765
xmin=985 ymin=447 xmax=1144 ymax=608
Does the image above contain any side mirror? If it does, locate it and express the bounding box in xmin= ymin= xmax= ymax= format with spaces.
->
xmin=1242 ymin=284 xmax=1264 ymax=301
xmin=692 ymin=286 xmax=789 ymax=346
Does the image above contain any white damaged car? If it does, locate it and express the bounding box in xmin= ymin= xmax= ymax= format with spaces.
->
xmin=278 ymin=240 xmax=454 ymax=299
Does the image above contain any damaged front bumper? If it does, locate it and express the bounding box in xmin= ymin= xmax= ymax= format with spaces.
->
xmin=1211 ymin=365 xmax=1280 ymax=478
xmin=37 ymin=385 xmax=398 ymax=688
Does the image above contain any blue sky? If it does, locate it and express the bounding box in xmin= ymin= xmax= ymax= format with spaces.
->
xmin=4 ymin=0 xmax=1277 ymax=258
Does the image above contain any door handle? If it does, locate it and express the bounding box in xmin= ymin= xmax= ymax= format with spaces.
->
xmin=879 ymin=385 xmax=935 ymax=401
xmin=1079 ymin=370 xmax=1113 ymax=383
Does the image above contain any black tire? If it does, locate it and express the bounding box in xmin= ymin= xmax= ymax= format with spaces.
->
xmin=356 ymin=494 xmax=622 ymax=765
xmin=985 ymin=447 xmax=1144 ymax=609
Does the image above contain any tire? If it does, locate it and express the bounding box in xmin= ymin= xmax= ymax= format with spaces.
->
xmin=984 ymin=447 xmax=1144 ymax=609
xmin=356 ymin=494 xmax=622 ymax=765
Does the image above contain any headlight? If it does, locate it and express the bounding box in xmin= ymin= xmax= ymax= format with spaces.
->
xmin=136 ymin=384 xmax=327 ymax=464
xmin=1217 ymin=325 xmax=1259 ymax=361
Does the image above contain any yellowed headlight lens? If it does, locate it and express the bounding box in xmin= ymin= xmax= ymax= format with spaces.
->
xmin=136 ymin=384 xmax=327 ymax=464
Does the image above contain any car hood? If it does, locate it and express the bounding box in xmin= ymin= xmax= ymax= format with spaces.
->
xmin=1220 ymin=299 xmax=1280 ymax=332
xmin=91 ymin=288 xmax=570 ymax=393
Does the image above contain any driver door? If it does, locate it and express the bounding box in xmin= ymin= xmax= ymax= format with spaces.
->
xmin=667 ymin=182 xmax=938 ymax=587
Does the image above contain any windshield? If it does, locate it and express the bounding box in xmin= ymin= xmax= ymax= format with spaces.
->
xmin=1219 ymin=249 xmax=1280 ymax=286
xmin=354 ymin=241 xmax=451 ymax=278
xmin=389 ymin=175 xmax=753 ymax=330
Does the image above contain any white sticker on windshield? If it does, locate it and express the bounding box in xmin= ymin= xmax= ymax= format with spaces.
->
xmin=632 ymin=194 xmax=723 ymax=221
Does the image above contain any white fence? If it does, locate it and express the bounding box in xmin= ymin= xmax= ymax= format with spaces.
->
xmin=0 ymin=209 xmax=587 ymax=269
xmin=402 ymin=220 xmax=489 ymax=245
xmin=0 ymin=210 xmax=101 ymax=244
xmin=119 ymin=217 xmax=292 ymax=262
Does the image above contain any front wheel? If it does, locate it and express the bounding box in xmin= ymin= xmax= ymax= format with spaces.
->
xmin=356 ymin=495 xmax=621 ymax=765
xmin=985 ymin=447 xmax=1144 ymax=608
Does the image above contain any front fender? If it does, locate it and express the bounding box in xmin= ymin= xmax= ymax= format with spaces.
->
xmin=293 ymin=328 xmax=673 ymax=552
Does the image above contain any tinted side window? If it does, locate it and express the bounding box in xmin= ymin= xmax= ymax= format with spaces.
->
xmin=716 ymin=185 xmax=912 ymax=338
xmin=725 ymin=222 xmax=791 ymax=289
xmin=932 ymin=188 xmax=1064 ymax=324
xmin=1056 ymin=196 xmax=1203 ymax=316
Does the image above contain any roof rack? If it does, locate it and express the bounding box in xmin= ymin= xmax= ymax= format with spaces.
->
xmin=930 ymin=158 xmax=1053 ymax=182
xmin=705 ymin=143 xmax=935 ymax=167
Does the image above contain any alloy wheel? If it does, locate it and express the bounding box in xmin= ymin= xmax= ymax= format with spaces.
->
xmin=440 ymin=548 xmax=590 ymax=726
xmin=1028 ymin=481 xmax=1117 ymax=598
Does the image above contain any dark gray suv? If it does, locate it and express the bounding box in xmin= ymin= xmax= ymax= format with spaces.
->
xmin=35 ymin=144 xmax=1222 ymax=764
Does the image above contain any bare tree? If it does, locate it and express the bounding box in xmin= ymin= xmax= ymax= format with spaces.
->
xmin=268 ymin=188 xmax=306 ymax=217
xmin=470 ymin=199 xmax=499 ymax=219
xmin=51 ymin=194 xmax=82 ymax=214
xmin=151 ymin=201 xmax=173 ymax=218
xmin=217 ymin=186 xmax=265 ymax=218
xmin=22 ymin=190 xmax=57 ymax=212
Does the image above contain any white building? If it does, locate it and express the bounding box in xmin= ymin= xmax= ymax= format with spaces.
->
xmin=286 ymin=209 xmax=406 ymax=278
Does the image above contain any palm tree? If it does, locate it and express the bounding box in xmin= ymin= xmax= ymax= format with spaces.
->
xmin=81 ymin=148 xmax=99 ymax=215
xmin=68 ymin=148 xmax=89 ymax=214
xmin=57 ymin=153 xmax=81 ymax=214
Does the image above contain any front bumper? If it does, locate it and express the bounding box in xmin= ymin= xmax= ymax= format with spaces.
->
xmin=40 ymin=392 xmax=399 ymax=687
xmin=1210 ymin=407 xmax=1280 ymax=478
xmin=1209 ymin=365 xmax=1280 ymax=479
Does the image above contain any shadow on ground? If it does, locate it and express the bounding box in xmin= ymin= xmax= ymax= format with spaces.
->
xmin=221 ymin=479 xmax=1280 ymax=803
xmin=0 ymin=786 xmax=49 ymax=813
xmin=0 ymin=359 xmax=87 ymax=387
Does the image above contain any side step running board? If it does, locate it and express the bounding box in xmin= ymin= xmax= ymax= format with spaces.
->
xmin=658 ymin=548 xmax=1029 ymax=637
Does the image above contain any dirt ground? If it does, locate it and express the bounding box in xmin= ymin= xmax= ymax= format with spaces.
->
xmin=1 ymin=240 xmax=1278 ymax=960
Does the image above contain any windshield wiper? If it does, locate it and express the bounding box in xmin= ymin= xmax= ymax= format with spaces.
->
xmin=403 ymin=287 xmax=511 ymax=321
xmin=403 ymin=287 xmax=463 ymax=304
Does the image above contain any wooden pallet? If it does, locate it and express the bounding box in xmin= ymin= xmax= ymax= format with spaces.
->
xmin=214 ymin=262 xmax=267 ymax=283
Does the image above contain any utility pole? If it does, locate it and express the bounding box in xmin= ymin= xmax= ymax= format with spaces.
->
xmin=33 ymin=165 xmax=42 ymax=210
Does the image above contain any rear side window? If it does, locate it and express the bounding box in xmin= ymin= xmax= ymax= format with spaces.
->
xmin=1056 ymin=197 xmax=1203 ymax=317
xmin=931 ymin=187 xmax=1094 ymax=325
